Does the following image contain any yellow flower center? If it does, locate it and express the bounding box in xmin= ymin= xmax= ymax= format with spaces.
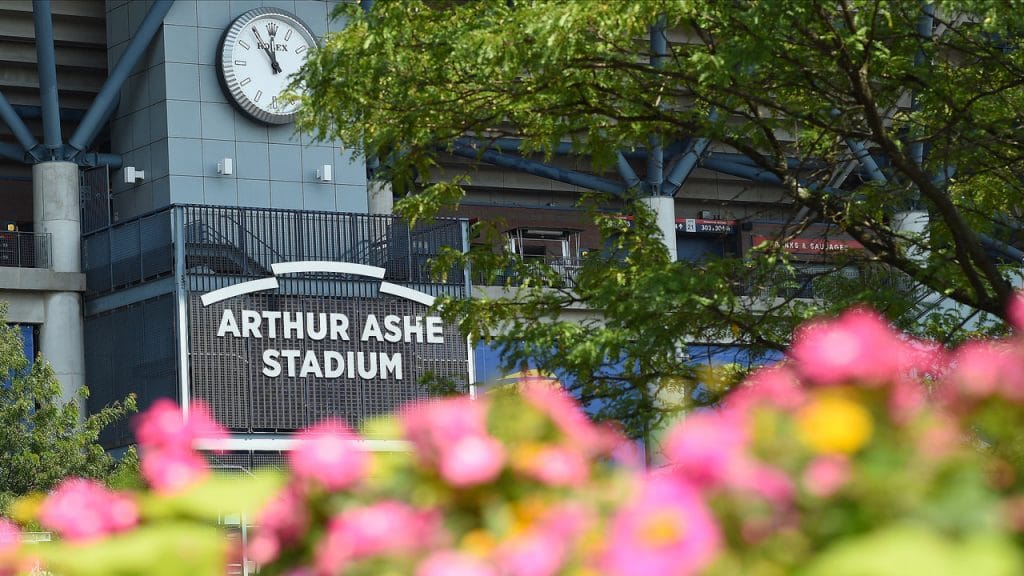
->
xmin=640 ymin=511 xmax=685 ymax=546
xmin=796 ymin=391 xmax=873 ymax=454
xmin=461 ymin=530 xmax=496 ymax=556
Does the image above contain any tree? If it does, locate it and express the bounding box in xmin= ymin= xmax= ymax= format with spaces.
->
xmin=0 ymin=304 xmax=135 ymax=510
xmin=294 ymin=1 xmax=1024 ymax=435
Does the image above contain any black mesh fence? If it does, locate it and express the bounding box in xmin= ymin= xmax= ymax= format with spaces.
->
xmin=86 ymin=294 xmax=177 ymax=448
xmin=0 ymin=231 xmax=50 ymax=269
xmin=82 ymin=210 xmax=173 ymax=296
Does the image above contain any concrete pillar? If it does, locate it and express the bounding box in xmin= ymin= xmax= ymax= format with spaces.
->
xmin=32 ymin=161 xmax=85 ymax=406
xmin=368 ymin=180 xmax=394 ymax=216
xmin=640 ymin=195 xmax=677 ymax=262
xmin=33 ymin=162 xmax=81 ymax=273
xmin=893 ymin=210 xmax=929 ymax=261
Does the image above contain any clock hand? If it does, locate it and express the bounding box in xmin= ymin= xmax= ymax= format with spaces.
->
xmin=251 ymin=26 xmax=282 ymax=74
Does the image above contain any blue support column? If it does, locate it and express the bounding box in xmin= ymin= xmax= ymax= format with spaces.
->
xmin=646 ymin=18 xmax=667 ymax=193
xmin=33 ymin=0 xmax=62 ymax=157
xmin=67 ymin=0 xmax=174 ymax=157
xmin=450 ymin=143 xmax=626 ymax=196
xmin=0 ymin=90 xmax=40 ymax=158
xmin=909 ymin=3 xmax=934 ymax=167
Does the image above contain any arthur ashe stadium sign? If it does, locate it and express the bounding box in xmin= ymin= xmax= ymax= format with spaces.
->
xmin=187 ymin=261 xmax=468 ymax=431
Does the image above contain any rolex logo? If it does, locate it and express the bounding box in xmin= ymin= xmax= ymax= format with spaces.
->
xmin=266 ymin=22 xmax=278 ymax=37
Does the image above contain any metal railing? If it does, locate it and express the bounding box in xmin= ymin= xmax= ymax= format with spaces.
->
xmin=483 ymin=255 xmax=585 ymax=289
xmin=740 ymin=263 xmax=925 ymax=302
xmin=82 ymin=204 xmax=470 ymax=297
xmin=81 ymin=208 xmax=174 ymax=296
xmin=0 ymin=231 xmax=51 ymax=269
xmin=179 ymin=204 xmax=467 ymax=291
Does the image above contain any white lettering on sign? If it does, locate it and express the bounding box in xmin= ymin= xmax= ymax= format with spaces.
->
xmin=218 ymin=308 xmax=443 ymax=380
xmin=261 ymin=349 xmax=404 ymax=380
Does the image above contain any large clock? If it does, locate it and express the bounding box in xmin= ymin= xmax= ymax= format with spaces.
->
xmin=217 ymin=8 xmax=318 ymax=125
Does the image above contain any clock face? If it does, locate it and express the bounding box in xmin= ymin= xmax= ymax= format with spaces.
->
xmin=217 ymin=8 xmax=318 ymax=125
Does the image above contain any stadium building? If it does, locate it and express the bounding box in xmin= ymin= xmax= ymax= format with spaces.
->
xmin=0 ymin=0 xmax=864 ymax=460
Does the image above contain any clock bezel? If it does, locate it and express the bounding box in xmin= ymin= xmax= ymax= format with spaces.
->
xmin=217 ymin=7 xmax=318 ymax=125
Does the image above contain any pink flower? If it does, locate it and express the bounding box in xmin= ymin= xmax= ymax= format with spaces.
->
xmin=289 ymin=420 xmax=367 ymax=491
xmin=496 ymin=530 xmax=567 ymax=576
xmin=790 ymin=308 xmax=907 ymax=386
xmin=402 ymin=398 xmax=506 ymax=487
xmin=439 ymin=435 xmax=506 ymax=487
xmin=316 ymin=501 xmax=439 ymax=573
xmin=495 ymin=504 xmax=587 ymax=576
xmin=1008 ymin=292 xmax=1024 ymax=331
xmin=133 ymin=399 xmax=226 ymax=493
xmin=141 ymin=448 xmax=209 ymax=493
xmin=734 ymin=465 xmax=795 ymax=505
xmin=888 ymin=377 xmax=927 ymax=424
xmin=663 ymin=410 xmax=748 ymax=489
xmin=521 ymin=382 xmax=621 ymax=456
xmin=0 ymin=519 xmax=19 ymax=555
xmin=38 ymin=478 xmax=138 ymax=542
xmin=601 ymin=474 xmax=720 ymax=576
xmin=802 ymin=455 xmax=851 ymax=498
xmin=416 ymin=550 xmax=497 ymax=576
xmin=250 ymin=485 xmax=309 ymax=564
xmin=942 ymin=341 xmax=1024 ymax=402
xmin=726 ymin=365 xmax=806 ymax=415
xmin=133 ymin=399 xmax=227 ymax=453
xmin=402 ymin=397 xmax=489 ymax=459
xmin=515 ymin=444 xmax=589 ymax=487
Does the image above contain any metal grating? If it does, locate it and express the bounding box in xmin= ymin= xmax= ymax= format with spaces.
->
xmin=86 ymin=294 xmax=177 ymax=448
xmin=80 ymin=166 xmax=110 ymax=234
xmin=0 ymin=230 xmax=50 ymax=269
xmin=82 ymin=209 xmax=173 ymax=296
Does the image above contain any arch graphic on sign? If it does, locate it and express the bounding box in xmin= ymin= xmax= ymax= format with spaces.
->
xmin=199 ymin=261 xmax=437 ymax=307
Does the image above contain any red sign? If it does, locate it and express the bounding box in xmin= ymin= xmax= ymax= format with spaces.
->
xmin=752 ymin=235 xmax=863 ymax=254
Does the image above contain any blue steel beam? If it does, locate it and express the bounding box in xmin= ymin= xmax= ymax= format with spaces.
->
xmin=0 ymin=142 xmax=26 ymax=162
xmin=450 ymin=144 xmax=627 ymax=196
xmin=616 ymin=152 xmax=641 ymax=189
xmin=33 ymin=0 xmax=62 ymax=155
xmin=79 ymin=152 xmax=123 ymax=169
xmin=700 ymin=157 xmax=783 ymax=185
xmin=0 ymin=90 xmax=40 ymax=159
xmin=845 ymin=138 xmax=886 ymax=182
xmin=67 ymin=0 xmax=174 ymax=157
xmin=662 ymin=137 xmax=710 ymax=195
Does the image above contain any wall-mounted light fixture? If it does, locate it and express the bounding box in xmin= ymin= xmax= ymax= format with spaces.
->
xmin=123 ymin=166 xmax=145 ymax=184
xmin=316 ymin=164 xmax=333 ymax=182
xmin=217 ymin=158 xmax=234 ymax=175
